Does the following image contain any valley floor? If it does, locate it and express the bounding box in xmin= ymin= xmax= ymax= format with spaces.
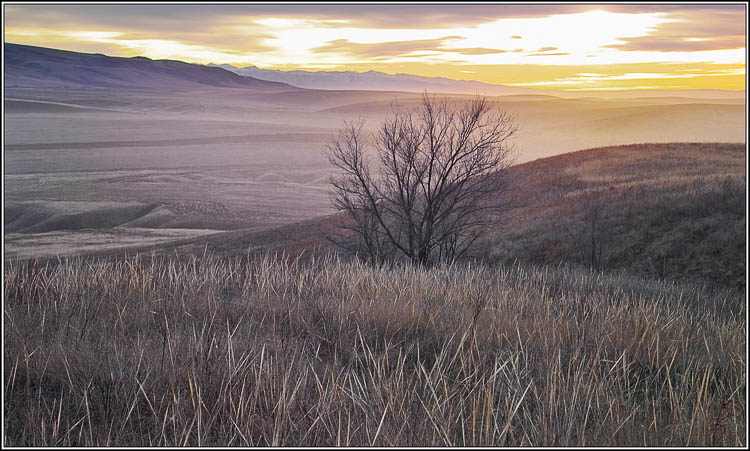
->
xmin=4 ymin=85 xmax=746 ymax=263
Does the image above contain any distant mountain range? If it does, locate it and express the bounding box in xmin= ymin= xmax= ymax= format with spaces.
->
xmin=209 ymin=64 xmax=546 ymax=97
xmin=212 ymin=63 xmax=745 ymax=100
xmin=4 ymin=43 xmax=297 ymax=91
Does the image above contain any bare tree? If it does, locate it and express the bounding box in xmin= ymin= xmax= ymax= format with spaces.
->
xmin=567 ymin=190 xmax=610 ymax=272
xmin=325 ymin=94 xmax=518 ymax=266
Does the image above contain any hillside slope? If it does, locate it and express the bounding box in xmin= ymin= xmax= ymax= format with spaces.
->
xmin=485 ymin=142 xmax=746 ymax=292
xmin=4 ymin=43 xmax=299 ymax=91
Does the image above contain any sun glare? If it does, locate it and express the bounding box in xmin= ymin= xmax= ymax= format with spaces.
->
xmin=453 ymin=10 xmax=674 ymax=62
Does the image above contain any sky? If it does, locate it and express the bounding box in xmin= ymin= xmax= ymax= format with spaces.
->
xmin=3 ymin=3 xmax=747 ymax=91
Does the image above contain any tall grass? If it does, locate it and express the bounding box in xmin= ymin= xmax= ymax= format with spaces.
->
xmin=487 ymin=174 xmax=746 ymax=293
xmin=4 ymin=253 xmax=746 ymax=446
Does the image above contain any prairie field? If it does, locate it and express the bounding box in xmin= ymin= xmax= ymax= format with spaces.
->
xmin=3 ymin=253 xmax=745 ymax=446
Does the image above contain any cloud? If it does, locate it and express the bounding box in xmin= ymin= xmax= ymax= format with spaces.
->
xmin=607 ymin=35 xmax=746 ymax=52
xmin=310 ymin=36 xmax=513 ymax=61
xmin=443 ymin=47 xmax=509 ymax=55
xmin=604 ymin=6 xmax=746 ymax=53
xmin=311 ymin=36 xmax=463 ymax=57
xmin=528 ymin=52 xmax=570 ymax=57
xmin=3 ymin=4 xmax=585 ymax=32
xmin=9 ymin=4 xmax=742 ymax=33
xmin=228 ymin=4 xmax=595 ymax=29
xmin=510 ymin=67 xmax=746 ymax=87
xmin=3 ymin=27 xmax=279 ymax=64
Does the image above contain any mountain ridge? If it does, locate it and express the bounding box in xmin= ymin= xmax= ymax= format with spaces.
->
xmin=213 ymin=63 xmax=746 ymax=100
xmin=4 ymin=42 xmax=300 ymax=92
xmin=209 ymin=63 xmax=546 ymax=97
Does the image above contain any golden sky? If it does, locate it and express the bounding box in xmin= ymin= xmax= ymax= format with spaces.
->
xmin=4 ymin=4 xmax=747 ymax=91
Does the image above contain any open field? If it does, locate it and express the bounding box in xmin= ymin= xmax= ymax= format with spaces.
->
xmin=4 ymin=87 xmax=746 ymax=261
xmin=3 ymin=253 xmax=745 ymax=446
xmin=3 ymin=228 xmax=217 ymax=261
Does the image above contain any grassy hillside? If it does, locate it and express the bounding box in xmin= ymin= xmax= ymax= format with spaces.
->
xmin=484 ymin=142 xmax=746 ymax=293
xmin=3 ymin=254 xmax=745 ymax=446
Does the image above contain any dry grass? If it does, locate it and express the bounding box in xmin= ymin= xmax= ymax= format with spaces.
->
xmin=4 ymin=253 xmax=745 ymax=446
xmin=486 ymin=143 xmax=746 ymax=291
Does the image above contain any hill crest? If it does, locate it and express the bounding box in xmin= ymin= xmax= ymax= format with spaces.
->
xmin=4 ymin=42 xmax=299 ymax=92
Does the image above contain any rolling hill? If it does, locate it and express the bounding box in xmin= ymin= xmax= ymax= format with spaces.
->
xmin=4 ymin=43 xmax=299 ymax=91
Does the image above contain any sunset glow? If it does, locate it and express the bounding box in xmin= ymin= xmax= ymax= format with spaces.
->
xmin=4 ymin=3 xmax=746 ymax=91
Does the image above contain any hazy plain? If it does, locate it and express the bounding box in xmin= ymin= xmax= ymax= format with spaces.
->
xmin=4 ymin=86 xmax=745 ymax=259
